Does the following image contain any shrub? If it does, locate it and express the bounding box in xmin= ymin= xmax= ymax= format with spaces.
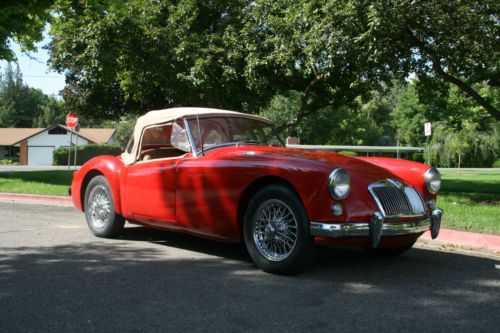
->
xmin=53 ymin=144 xmax=122 ymax=166
xmin=337 ymin=151 xmax=358 ymax=157
xmin=0 ymin=159 xmax=13 ymax=165
xmin=411 ymin=153 xmax=425 ymax=163
xmin=493 ymin=159 xmax=500 ymax=168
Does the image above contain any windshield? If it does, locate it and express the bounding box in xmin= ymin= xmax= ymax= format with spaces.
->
xmin=186 ymin=117 xmax=283 ymax=153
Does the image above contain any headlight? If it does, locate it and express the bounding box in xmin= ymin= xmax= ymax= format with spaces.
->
xmin=328 ymin=168 xmax=350 ymax=200
xmin=425 ymin=167 xmax=441 ymax=194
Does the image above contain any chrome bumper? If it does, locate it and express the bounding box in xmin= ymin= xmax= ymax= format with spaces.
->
xmin=310 ymin=208 xmax=443 ymax=248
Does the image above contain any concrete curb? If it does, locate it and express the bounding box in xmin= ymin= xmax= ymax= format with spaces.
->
xmin=0 ymin=192 xmax=499 ymax=254
xmin=421 ymin=229 xmax=500 ymax=253
xmin=0 ymin=193 xmax=73 ymax=207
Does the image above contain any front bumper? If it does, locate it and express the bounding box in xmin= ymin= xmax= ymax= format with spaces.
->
xmin=310 ymin=208 xmax=443 ymax=248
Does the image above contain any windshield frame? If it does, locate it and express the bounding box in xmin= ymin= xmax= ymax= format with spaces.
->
xmin=183 ymin=115 xmax=284 ymax=156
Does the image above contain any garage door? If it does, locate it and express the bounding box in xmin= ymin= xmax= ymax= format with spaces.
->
xmin=28 ymin=146 xmax=55 ymax=166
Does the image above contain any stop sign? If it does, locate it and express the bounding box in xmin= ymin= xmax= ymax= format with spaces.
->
xmin=66 ymin=113 xmax=78 ymax=129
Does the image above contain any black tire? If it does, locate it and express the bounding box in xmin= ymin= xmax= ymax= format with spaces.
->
xmin=84 ymin=175 xmax=124 ymax=238
xmin=243 ymin=184 xmax=317 ymax=274
xmin=364 ymin=240 xmax=416 ymax=256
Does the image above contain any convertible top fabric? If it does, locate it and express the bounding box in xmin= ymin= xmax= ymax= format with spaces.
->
xmin=121 ymin=107 xmax=271 ymax=165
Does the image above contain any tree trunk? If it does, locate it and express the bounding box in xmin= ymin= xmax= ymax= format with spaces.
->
xmin=275 ymin=76 xmax=322 ymax=134
xmin=432 ymin=63 xmax=500 ymax=120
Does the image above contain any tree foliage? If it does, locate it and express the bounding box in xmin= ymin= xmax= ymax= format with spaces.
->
xmin=360 ymin=0 xmax=500 ymax=119
xmin=49 ymin=0 xmax=254 ymax=119
xmin=0 ymin=64 xmax=64 ymax=127
xmin=48 ymin=0 xmax=499 ymax=124
xmin=0 ymin=0 xmax=54 ymax=60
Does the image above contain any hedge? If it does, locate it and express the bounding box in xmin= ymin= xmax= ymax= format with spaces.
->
xmin=53 ymin=144 xmax=122 ymax=166
xmin=337 ymin=151 xmax=358 ymax=157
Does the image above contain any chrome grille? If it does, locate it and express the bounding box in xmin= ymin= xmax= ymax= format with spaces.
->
xmin=369 ymin=180 xmax=426 ymax=217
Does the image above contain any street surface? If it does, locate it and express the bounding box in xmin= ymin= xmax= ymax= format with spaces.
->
xmin=0 ymin=202 xmax=499 ymax=332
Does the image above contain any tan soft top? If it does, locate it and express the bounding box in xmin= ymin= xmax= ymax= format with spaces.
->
xmin=121 ymin=107 xmax=272 ymax=164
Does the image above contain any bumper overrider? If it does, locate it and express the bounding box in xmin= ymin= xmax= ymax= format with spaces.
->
xmin=310 ymin=208 xmax=443 ymax=248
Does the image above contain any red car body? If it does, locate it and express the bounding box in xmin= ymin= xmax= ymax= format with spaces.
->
xmin=71 ymin=107 xmax=442 ymax=272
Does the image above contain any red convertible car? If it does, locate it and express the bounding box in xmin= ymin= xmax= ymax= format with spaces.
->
xmin=70 ymin=107 xmax=443 ymax=273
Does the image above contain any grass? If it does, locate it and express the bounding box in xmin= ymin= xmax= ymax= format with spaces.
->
xmin=0 ymin=171 xmax=74 ymax=196
xmin=440 ymin=169 xmax=500 ymax=194
xmin=438 ymin=169 xmax=500 ymax=235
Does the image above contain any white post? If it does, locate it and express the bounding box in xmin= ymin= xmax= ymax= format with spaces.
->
xmin=74 ymin=131 xmax=78 ymax=169
xmin=67 ymin=130 xmax=73 ymax=170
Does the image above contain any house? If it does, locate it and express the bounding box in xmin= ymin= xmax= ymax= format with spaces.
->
xmin=0 ymin=125 xmax=115 ymax=166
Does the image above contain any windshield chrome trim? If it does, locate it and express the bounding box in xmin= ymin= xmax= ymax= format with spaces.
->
xmin=183 ymin=118 xmax=198 ymax=157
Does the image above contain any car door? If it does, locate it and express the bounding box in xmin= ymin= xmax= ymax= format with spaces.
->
xmin=123 ymin=122 xmax=185 ymax=224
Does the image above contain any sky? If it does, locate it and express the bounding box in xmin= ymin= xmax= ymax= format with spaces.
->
xmin=0 ymin=28 xmax=66 ymax=97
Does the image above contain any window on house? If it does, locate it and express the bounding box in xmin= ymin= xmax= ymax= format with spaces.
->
xmin=48 ymin=127 xmax=68 ymax=135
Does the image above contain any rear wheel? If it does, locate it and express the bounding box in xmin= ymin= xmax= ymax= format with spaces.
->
xmin=84 ymin=175 xmax=124 ymax=238
xmin=243 ymin=185 xmax=317 ymax=274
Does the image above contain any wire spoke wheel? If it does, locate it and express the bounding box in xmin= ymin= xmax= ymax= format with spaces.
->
xmin=253 ymin=199 xmax=298 ymax=261
xmin=88 ymin=184 xmax=111 ymax=229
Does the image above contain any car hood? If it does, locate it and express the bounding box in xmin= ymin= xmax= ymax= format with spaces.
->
xmin=215 ymin=145 xmax=404 ymax=185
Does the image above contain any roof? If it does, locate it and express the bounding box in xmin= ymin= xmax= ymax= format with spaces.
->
xmin=0 ymin=125 xmax=115 ymax=146
xmin=0 ymin=128 xmax=44 ymax=146
xmin=59 ymin=125 xmax=115 ymax=144
xmin=135 ymin=107 xmax=271 ymax=129
xmin=122 ymin=107 xmax=273 ymax=165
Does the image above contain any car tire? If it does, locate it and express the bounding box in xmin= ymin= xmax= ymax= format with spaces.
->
xmin=243 ymin=184 xmax=317 ymax=274
xmin=84 ymin=175 xmax=124 ymax=238
xmin=364 ymin=240 xmax=416 ymax=256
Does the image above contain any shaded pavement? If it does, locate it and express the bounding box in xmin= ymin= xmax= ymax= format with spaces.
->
xmin=0 ymin=202 xmax=499 ymax=332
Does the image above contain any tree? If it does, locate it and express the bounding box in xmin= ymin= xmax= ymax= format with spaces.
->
xmin=48 ymin=0 xmax=499 ymax=129
xmin=0 ymin=0 xmax=54 ymax=60
xmin=33 ymin=97 xmax=65 ymax=127
xmin=0 ymin=63 xmax=64 ymax=128
xmin=359 ymin=0 xmax=500 ymax=119
xmin=49 ymin=0 xmax=255 ymax=120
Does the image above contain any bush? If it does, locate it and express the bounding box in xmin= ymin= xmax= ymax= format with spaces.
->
xmin=411 ymin=153 xmax=425 ymax=163
xmin=493 ymin=159 xmax=500 ymax=168
xmin=337 ymin=151 xmax=358 ymax=157
xmin=0 ymin=159 xmax=13 ymax=165
xmin=53 ymin=144 xmax=122 ymax=166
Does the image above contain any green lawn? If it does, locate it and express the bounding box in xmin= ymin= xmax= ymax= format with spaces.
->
xmin=0 ymin=171 xmax=74 ymax=196
xmin=440 ymin=169 xmax=500 ymax=194
xmin=438 ymin=169 xmax=500 ymax=235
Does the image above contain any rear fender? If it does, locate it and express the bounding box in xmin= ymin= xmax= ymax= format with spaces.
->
xmin=71 ymin=156 xmax=125 ymax=214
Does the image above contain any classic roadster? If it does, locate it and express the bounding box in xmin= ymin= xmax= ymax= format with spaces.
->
xmin=70 ymin=107 xmax=443 ymax=273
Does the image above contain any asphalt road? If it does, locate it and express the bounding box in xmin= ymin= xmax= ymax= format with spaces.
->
xmin=1 ymin=202 xmax=499 ymax=332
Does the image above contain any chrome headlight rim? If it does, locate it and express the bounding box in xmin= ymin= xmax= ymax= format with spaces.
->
xmin=328 ymin=168 xmax=350 ymax=200
xmin=424 ymin=167 xmax=441 ymax=194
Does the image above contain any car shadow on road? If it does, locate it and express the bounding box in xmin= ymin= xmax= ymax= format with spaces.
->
xmin=1 ymin=227 xmax=498 ymax=332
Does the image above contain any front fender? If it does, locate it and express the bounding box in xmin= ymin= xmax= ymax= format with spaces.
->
xmin=357 ymin=157 xmax=435 ymax=202
xmin=71 ymin=155 xmax=125 ymax=214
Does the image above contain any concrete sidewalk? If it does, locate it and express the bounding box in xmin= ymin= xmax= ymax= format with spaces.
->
xmin=0 ymin=192 xmax=73 ymax=207
xmin=0 ymin=166 xmax=80 ymax=172
xmin=0 ymin=192 xmax=499 ymax=255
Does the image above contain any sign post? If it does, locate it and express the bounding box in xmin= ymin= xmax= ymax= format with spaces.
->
xmin=74 ymin=124 xmax=80 ymax=169
xmin=66 ymin=113 xmax=79 ymax=170
xmin=424 ymin=122 xmax=432 ymax=165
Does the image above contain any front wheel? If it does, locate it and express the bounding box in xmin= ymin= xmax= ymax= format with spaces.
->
xmin=243 ymin=185 xmax=317 ymax=274
xmin=84 ymin=175 xmax=124 ymax=238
